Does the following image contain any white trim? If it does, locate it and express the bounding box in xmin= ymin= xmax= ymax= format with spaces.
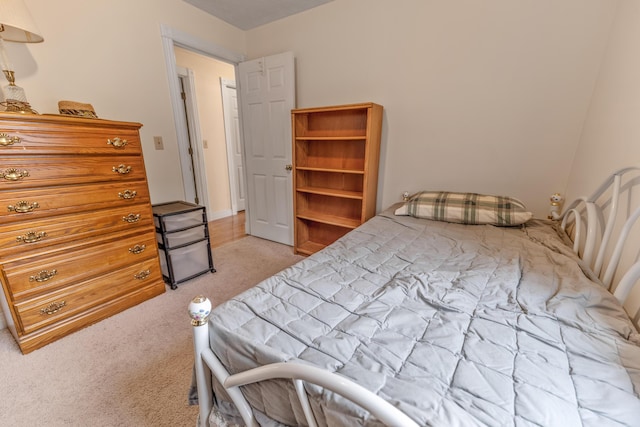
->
xmin=160 ymin=24 xmax=245 ymax=64
xmin=178 ymin=68 xmax=211 ymax=214
xmin=208 ymin=209 xmax=233 ymax=221
xmin=220 ymin=78 xmax=239 ymax=214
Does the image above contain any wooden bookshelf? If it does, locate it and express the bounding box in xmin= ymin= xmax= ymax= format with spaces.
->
xmin=291 ymin=103 xmax=383 ymax=255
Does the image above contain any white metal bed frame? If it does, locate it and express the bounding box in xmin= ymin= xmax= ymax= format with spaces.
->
xmin=189 ymin=166 xmax=640 ymax=427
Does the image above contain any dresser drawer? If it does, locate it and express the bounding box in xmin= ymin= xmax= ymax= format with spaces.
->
xmin=13 ymin=257 xmax=161 ymax=335
xmin=0 ymin=155 xmax=147 ymax=189
xmin=2 ymin=231 xmax=159 ymax=301
xmin=0 ymin=119 xmax=142 ymax=155
xmin=0 ymin=203 xmax=155 ymax=258
xmin=0 ymin=181 xmax=151 ymax=224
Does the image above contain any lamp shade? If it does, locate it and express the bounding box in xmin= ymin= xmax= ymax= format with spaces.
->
xmin=0 ymin=0 xmax=43 ymax=43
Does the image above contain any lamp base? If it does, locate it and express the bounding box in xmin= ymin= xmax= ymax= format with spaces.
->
xmin=1 ymin=80 xmax=37 ymax=114
xmin=0 ymin=58 xmax=40 ymax=114
xmin=1 ymin=99 xmax=37 ymax=114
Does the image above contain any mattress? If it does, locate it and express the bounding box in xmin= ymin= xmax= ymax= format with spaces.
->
xmin=205 ymin=208 xmax=640 ymax=426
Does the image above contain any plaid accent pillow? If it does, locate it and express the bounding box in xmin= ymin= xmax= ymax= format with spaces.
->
xmin=395 ymin=191 xmax=532 ymax=226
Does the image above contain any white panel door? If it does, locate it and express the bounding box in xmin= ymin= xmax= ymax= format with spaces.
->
xmin=239 ymin=52 xmax=295 ymax=245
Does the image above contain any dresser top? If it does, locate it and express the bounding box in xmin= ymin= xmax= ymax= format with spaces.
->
xmin=0 ymin=112 xmax=142 ymax=129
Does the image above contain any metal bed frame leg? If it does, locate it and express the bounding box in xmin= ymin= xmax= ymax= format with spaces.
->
xmin=189 ymin=296 xmax=214 ymax=427
xmin=189 ymin=296 xmax=260 ymax=427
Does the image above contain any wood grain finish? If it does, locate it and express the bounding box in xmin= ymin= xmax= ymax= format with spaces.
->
xmin=208 ymin=211 xmax=246 ymax=249
xmin=291 ymin=103 xmax=383 ymax=255
xmin=0 ymin=113 xmax=165 ymax=353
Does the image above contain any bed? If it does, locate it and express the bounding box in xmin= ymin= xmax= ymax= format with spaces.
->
xmin=188 ymin=166 xmax=640 ymax=427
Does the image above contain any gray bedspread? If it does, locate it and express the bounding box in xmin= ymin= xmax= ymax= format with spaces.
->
xmin=205 ymin=209 xmax=640 ymax=426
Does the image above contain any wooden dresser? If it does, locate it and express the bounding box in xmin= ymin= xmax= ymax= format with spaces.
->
xmin=0 ymin=113 xmax=165 ymax=353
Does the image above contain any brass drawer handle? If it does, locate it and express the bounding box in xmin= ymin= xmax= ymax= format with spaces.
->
xmin=8 ymin=200 xmax=39 ymax=213
xmin=40 ymin=300 xmax=66 ymax=315
xmin=1 ymin=168 xmax=29 ymax=181
xmin=118 ymin=189 xmax=137 ymax=200
xmin=29 ymin=269 xmax=57 ymax=283
xmin=0 ymin=133 xmax=21 ymax=147
xmin=134 ymin=269 xmax=150 ymax=280
xmin=16 ymin=230 xmax=47 ymax=243
xmin=122 ymin=213 xmax=140 ymax=223
xmin=107 ymin=137 xmax=128 ymax=148
xmin=112 ymin=164 xmax=132 ymax=174
xmin=107 ymin=137 xmax=129 ymax=148
xmin=129 ymin=244 xmax=146 ymax=254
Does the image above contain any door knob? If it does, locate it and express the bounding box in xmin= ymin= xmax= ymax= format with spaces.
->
xmin=285 ymin=164 xmax=293 ymax=171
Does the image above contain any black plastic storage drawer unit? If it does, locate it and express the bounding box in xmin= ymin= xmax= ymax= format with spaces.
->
xmin=152 ymin=201 xmax=216 ymax=289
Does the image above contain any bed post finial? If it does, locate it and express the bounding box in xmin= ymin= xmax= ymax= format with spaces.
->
xmin=189 ymin=295 xmax=212 ymax=326
xmin=548 ymin=193 xmax=564 ymax=220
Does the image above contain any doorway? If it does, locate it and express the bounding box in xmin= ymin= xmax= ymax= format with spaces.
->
xmin=172 ymin=45 xmax=237 ymax=221
xmin=160 ymin=25 xmax=296 ymax=244
xmin=160 ymin=24 xmax=246 ymax=227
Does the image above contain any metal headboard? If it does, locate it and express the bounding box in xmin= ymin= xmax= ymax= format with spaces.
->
xmin=558 ymin=166 xmax=640 ymax=307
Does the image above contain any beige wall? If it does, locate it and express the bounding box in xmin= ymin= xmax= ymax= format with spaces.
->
xmin=246 ymin=0 xmax=617 ymax=217
xmin=564 ymin=0 xmax=640 ymax=314
xmin=13 ymin=0 xmax=618 ymax=218
xmin=565 ymin=0 xmax=637 ymax=199
xmin=18 ymin=0 xmax=246 ymax=204
xmin=174 ymin=47 xmax=236 ymax=219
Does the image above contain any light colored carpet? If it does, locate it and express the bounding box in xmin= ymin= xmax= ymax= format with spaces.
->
xmin=0 ymin=236 xmax=303 ymax=427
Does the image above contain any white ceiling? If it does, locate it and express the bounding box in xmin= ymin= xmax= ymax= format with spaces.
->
xmin=183 ymin=0 xmax=333 ymax=30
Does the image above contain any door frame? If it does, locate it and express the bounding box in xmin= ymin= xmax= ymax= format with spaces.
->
xmin=160 ymin=24 xmax=247 ymax=227
xmin=176 ymin=65 xmax=210 ymax=213
xmin=220 ymin=78 xmax=244 ymax=214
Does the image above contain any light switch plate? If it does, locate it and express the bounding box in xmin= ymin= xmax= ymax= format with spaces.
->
xmin=153 ymin=136 xmax=164 ymax=150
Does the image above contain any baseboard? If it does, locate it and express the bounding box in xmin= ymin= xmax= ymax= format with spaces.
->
xmin=208 ymin=209 xmax=233 ymax=221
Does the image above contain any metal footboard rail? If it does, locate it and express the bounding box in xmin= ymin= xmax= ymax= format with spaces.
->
xmin=189 ymin=296 xmax=419 ymax=427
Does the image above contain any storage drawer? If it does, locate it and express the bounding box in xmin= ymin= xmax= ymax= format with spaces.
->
xmin=0 ymin=204 xmax=156 ymax=258
xmin=0 ymin=181 xmax=151 ymax=224
xmin=154 ymin=209 xmax=204 ymax=231
xmin=3 ymin=231 xmax=158 ymax=301
xmin=0 ymin=120 xmax=142 ymax=155
xmin=0 ymin=155 xmax=147 ymax=190
xmin=13 ymin=257 xmax=162 ymax=335
xmin=156 ymin=225 xmax=206 ymax=248
xmin=159 ymin=240 xmax=211 ymax=283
